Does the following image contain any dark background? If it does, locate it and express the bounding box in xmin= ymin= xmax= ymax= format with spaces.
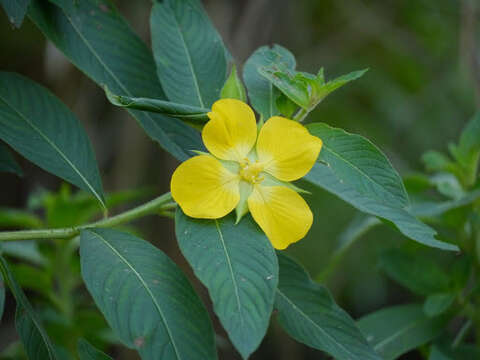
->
xmin=0 ymin=0 xmax=478 ymax=359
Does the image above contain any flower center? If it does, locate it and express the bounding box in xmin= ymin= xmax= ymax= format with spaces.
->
xmin=239 ymin=158 xmax=264 ymax=184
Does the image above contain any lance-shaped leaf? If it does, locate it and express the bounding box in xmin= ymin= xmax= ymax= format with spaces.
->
xmin=243 ymin=45 xmax=296 ymax=120
xmin=78 ymin=338 xmax=112 ymax=360
xmin=0 ymin=256 xmax=57 ymax=360
xmin=305 ymin=123 xmax=458 ymax=251
xmin=175 ymin=210 xmax=278 ymax=359
xmin=0 ymin=142 xmax=22 ymax=176
xmin=80 ymin=228 xmax=217 ymax=360
xmin=275 ymin=253 xmax=381 ymax=360
xmin=0 ymin=0 xmax=30 ymax=27
xmin=0 ymin=72 xmax=105 ymax=209
xmin=358 ymin=304 xmax=448 ymax=360
xmin=105 ymin=87 xmax=210 ymax=122
xmin=151 ymin=0 xmax=227 ymax=108
xmin=29 ymin=0 xmax=203 ymax=161
xmin=260 ymin=61 xmax=366 ymax=117
xmin=378 ymin=249 xmax=451 ymax=296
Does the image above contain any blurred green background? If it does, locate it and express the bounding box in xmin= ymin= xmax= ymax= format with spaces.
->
xmin=0 ymin=0 xmax=478 ymax=359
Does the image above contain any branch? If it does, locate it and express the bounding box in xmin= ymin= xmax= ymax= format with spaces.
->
xmin=0 ymin=193 xmax=175 ymax=242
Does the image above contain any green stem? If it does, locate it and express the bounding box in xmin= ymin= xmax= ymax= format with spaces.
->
xmin=452 ymin=319 xmax=473 ymax=348
xmin=0 ymin=193 xmax=175 ymax=242
xmin=292 ymin=108 xmax=309 ymax=122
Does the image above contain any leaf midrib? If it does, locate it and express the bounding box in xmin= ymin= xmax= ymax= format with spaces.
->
xmin=52 ymin=6 xmax=184 ymax=158
xmin=321 ymin=140 xmax=407 ymax=207
xmin=0 ymin=258 xmax=56 ymax=360
xmin=372 ymin=316 xmax=434 ymax=354
xmin=276 ymin=289 xmax=365 ymax=360
xmin=168 ymin=4 xmax=205 ymax=108
xmin=0 ymin=95 xmax=104 ymax=209
xmin=214 ymin=220 xmax=243 ymax=324
xmin=88 ymin=230 xmax=182 ymax=360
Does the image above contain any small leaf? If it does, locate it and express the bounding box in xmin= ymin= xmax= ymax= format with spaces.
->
xmin=175 ymin=210 xmax=278 ymax=359
xmin=423 ymin=293 xmax=455 ymax=317
xmin=306 ymin=123 xmax=458 ymax=251
xmin=29 ymin=0 xmax=203 ymax=161
xmin=105 ymin=87 xmax=210 ymax=122
xmin=379 ymin=249 xmax=451 ymax=296
xmin=0 ymin=241 xmax=46 ymax=266
xmin=243 ymin=45 xmax=296 ymax=120
xmin=77 ymin=338 xmax=112 ymax=360
xmin=275 ymin=253 xmax=381 ymax=360
xmin=0 ymin=255 xmax=57 ymax=359
xmin=260 ymin=66 xmax=367 ymax=112
xmin=80 ymin=228 xmax=217 ymax=360
xmin=358 ymin=304 xmax=447 ymax=360
xmin=0 ymin=142 xmax=22 ymax=176
xmin=151 ymin=0 xmax=227 ymax=108
xmin=221 ymin=65 xmax=247 ymax=102
xmin=0 ymin=208 xmax=43 ymax=229
xmin=0 ymin=72 xmax=105 ymax=209
xmin=0 ymin=0 xmax=30 ymax=27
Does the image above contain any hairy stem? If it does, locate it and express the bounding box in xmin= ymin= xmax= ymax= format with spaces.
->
xmin=0 ymin=192 xmax=175 ymax=242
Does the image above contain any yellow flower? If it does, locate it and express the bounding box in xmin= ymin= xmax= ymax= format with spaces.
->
xmin=171 ymin=99 xmax=322 ymax=249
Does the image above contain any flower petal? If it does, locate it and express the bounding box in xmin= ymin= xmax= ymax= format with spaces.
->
xmin=203 ymin=99 xmax=257 ymax=162
xmin=171 ymin=155 xmax=240 ymax=218
xmin=256 ymin=116 xmax=322 ymax=181
xmin=247 ymin=185 xmax=313 ymax=249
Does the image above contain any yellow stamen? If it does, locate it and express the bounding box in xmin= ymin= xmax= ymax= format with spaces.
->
xmin=239 ymin=158 xmax=264 ymax=184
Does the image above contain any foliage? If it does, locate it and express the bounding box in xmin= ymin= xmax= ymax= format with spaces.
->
xmin=0 ymin=0 xmax=478 ymax=359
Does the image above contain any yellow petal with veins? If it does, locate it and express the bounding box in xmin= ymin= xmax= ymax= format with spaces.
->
xmin=203 ymin=99 xmax=257 ymax=162
xmin=256 ymin=116 xmax=322 ymax=181
xmin=171 ymin=155 xmax=240 ymax=218
xmin=247 ymin=185 xmax=313 ymax=249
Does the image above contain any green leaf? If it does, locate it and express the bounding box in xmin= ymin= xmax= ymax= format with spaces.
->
xmin=358 ymin=304 xmax=447 ymax=360
xmin=0 ymin=72 xmax=105 ymax=209
xmin=306 ymin=123 xmax=458 ymax=251
xmin=175 ymin=211 xmax=278 ymax=359
xmin=309 ymin=123 xmax=409 ymax=207
xmin=29 ymin=0 xmax=203 ymax=161
xmin=429 ymin=344 xmax=480 ymax=360
xmin=105 ymin=87 xmax=210 ymax=122
xmin=275 ymin=253 xmax=381 ymax=360
xmin=0 ymin=208 xmax=43 ymax=229
xmin=410 ymin=189 xmax=480 ymax=218
xmin=77 ymin=338 xmax=112 ymax=360
xmin=0 ymin=241 xmax=46 ymax=266
xmin=423 ymin=293 xmax=455 ymax=317
xmin=221 ymin=65 xmax=247 ymax=102
xmin=260 ymin=65 xmax=367 ymax=113
xmin=80 ymin=228 xmax=217 ymax=360
xmin=0 ymin=255 xmax=57 ymax=359
xmin=0 ymin=272 xmax=4 ymax=323
xmin=243 ymin=45 xmax=296 ymax=120
xmin=150 ymin=0 xmax=227 ymax=108
xmin=0 ymin=0 xmax=30 ymax=27
xmin=452 ymin=111 xmax=480 ymax=186
xmin=378 ymin=249 xmax=451 ymax=296
xmin=0 ymin=142 xmax=22 ymax=176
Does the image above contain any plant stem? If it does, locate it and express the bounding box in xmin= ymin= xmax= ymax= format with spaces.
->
xmin=0 ymin=192 xmax=175 ymax=242
xmin=293 ymin=108 xmax=309 ymax=122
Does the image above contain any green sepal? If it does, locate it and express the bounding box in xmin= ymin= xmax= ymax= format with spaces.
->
xmin=220 ymin=65 xmax=247 ymax=102
xmin=261 ymin=172 xmax=311 ymax=194
xmin=235 ymin=181 xmax=253 ymax=224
